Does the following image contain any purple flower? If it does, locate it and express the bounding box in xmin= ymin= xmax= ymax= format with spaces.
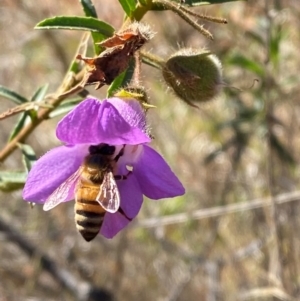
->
xmin=23 ymin=98 xmax=185 ymax=239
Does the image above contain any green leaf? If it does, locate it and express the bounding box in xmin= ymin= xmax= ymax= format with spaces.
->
xmin=31 ymin=84 xmax=49 ymax=102
xmin=17 ymin=143 xmax=37 ymax=173
xmin=227 ymin=54 xmax=265 ymax=77
xmin=0 ymin=171 xmax=27 ymax=192
xmin=49 ymin=98 xmax=83 ymax=118
xmin=107 ymin=58 xmax=135 ymax=97
xmin=35 ymin=16 xmax=115 ymax=37
xmin=0 ymin=85 xmax=29 ymax=104
xmin=118 ymin=0 xmax=137 ymax=17
xmin=80 ymin=0 xmax=98 ymax=18
xmin=91 ymin=32 xmax=106 ymax=54
xmin=270 ymin=26 xmax=282 ymax=70
xmin=8 ymin=112 xmax=30 ymax=141
xmin=139 ymin=0 xmax=148 ymax=5
xmin=245 ymin=30 xmax=265 ymax=46
xmin=79 ymin=0 xmax=105 ymax=53
xmin=141 ymin=53 xmax=164 ymax=70
xmin=69 ymin=33 xmax=90 ymax=73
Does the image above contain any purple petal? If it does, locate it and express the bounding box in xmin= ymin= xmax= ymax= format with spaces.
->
xmin=100 ymin=211 xmax=131 ymax=239
xmin=107 ymin=97 xmax=147 ymax=130
xmin=134 ymin=145 xmax=185 ymax=199
xmin=117 ymin=174 xmax=143 ymax=219
xmin=56 ymin=98 xmax=150 ymax=146
xmin=23 ymin=144 xmax=88 ymax=203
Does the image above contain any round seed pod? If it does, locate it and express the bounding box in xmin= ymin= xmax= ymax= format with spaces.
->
xmin=162 ymin=48 xmax=222 ymax=107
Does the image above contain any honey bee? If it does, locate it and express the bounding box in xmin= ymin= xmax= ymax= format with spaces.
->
xmin=43 ymin=144 xmax=129 ymax=241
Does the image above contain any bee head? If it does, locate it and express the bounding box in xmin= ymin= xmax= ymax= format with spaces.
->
xmin=88 ymin=144 xmax=116 ymax=156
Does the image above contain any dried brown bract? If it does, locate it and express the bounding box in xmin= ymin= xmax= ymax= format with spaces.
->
xmin=77 ymin=22 xmax=154 ymax=89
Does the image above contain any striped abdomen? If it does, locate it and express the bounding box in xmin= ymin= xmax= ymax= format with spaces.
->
xmin=75 ymin=179 xmax=105 ymax=242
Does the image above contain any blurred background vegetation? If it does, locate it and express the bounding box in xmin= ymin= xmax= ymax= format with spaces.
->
xmin=1 ymin=0 xmax=300 ymax=300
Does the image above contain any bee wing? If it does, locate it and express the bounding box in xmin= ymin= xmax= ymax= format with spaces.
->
xmin=43 ymin=168 xmax=82 ymax=211
xmin=96 ymin=171 xmax=120 ymax=213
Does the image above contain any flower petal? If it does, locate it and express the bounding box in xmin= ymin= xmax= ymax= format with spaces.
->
xmin=107 ymin=97 xmax=147 ymax=130
xmin=134 ymin=145 xmax=185 ymax=199
xmin=117 ymin=174 xmax=143 ymax=219
xmin=100 ymin=211 xmax=131 ymax=239
xmin=23 ymin=145 xmax=87 ymax=203
xmin=56 ymin=98 xmax=150 ymax=145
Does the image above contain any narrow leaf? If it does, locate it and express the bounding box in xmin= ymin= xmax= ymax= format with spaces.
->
xmin=0 ymin=171 xmax=27 ymax=192
xmin=69 ymin=32 xmax=90 ymax=73
xmin=80 ymin=0 xmax=98 ymax=18
xmin=78 ymin=1 xmax=104 ymax=54
xmin=227 ymin=54 xmax=265 ymax=77
xmin=35 ymin=16 xmax=115 ymax=37
xmin=49 ymin=98 xmax=83 ymax=118
xmin=8 ymin=112 xmax=30 ymax=141
xmin=0 ymin=103 xmax=37 ymax=121
xmin=17 ymin=143 xmax=37 ymax=173
xmin=139 ymin=0 xmax=148 ymax=5
xmin=31 ymin=84 xmax=49 ymax=102
xmin=270 ymin=26 xmax=282 ymax=70
xmin=141 ymin=52 xmax=164 ymax=70
xmin=91 ymin=32 xmax=106 ymax=54
xmin=107 ymin=58 xmax=135 ymax=97
xmin=0 ymin=85 xmax=29 ymax=104
xmin=245 ymin=30 xmax=265 ymax=46
xmin=118 ymin=0 xmax=136 ymax=17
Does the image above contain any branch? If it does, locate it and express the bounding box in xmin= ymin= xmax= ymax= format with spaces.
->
xmin=136 ymin=190 xmax=300 ymax=228
xmin=0 ymin=33 xmax=89 ymax=163
xmin=0 ymin=215 xmax=113 ymax=301
xmin=237 ymin=287 xmax=296 ymax=301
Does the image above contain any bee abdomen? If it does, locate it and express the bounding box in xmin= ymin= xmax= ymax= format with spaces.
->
xmin=75 ymin=201 xmax=105 ymax=242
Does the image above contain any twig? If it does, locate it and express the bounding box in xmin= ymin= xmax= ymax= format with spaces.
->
xmin=165 ymin=264 xmax=200 ymax=301
xmin=0 ymin=93 xmax=69 ymax=162
xmin=237 ymin=287 xmax=296 ymax=301
xmin=153 ymin=0 xmax=214 ymax=40
xmin=152 ymin=226 xmax=268 ymax=300
xmin=136 ymin=190 xmax=300 ymax=228
xmin=0 ymin=34 xmax=88 ymax=163
xmin=0 ymin=215 xmax=113 ymax=301
xmin=0 ymin=102 xmax=53 ymax=120
xmin=205 ymin=261 xmax=219 ymax=301
xmin=264 ymin=0 xmax=283 ymax=287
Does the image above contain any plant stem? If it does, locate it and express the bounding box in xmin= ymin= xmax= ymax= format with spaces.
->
xmin=153 ymin=0 xmax=213 ymax=40
xmin=0 ymin=73 xmax=85 ymax=162
xmin=141 ymin=50 xmax=166 ymax=69
xmin=264 ymin=0 xmax=283 ymax=288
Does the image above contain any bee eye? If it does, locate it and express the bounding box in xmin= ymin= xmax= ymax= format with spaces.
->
xmin=89 ymin=144 xmax=116 ymax=155
xmin=101 ymin=145 xmax=115 ymax=155
xmin=88 ymin=145 xmax=99 ymax=154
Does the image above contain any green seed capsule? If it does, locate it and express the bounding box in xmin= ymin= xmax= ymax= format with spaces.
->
xmin=162 ymin=48 xmax=222 ymax=107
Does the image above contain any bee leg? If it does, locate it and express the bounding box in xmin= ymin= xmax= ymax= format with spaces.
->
xmin=114 ymin=145 xmax=126 ymax=162
xmin=114 ymin=170 xmax=132 ymax=181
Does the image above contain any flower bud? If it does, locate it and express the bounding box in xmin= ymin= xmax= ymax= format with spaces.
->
xmin=162 ymin=48 xmax=222 ymax=107
xmin=114 ymin=86 xmax=155 ymax=111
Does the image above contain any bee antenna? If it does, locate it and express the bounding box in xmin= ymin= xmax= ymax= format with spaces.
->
xmin=88 ymin=145 xmax=99 ymax=154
